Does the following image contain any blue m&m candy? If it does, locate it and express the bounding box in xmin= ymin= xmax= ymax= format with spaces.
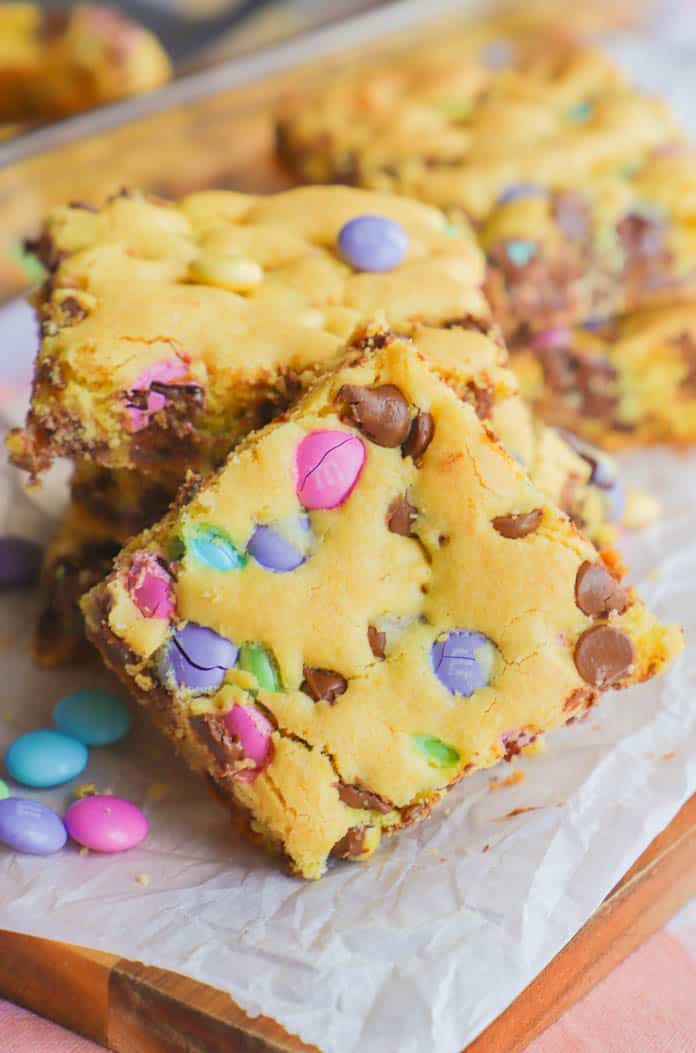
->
xmin=54 ymin=689 xmax=132 ymax=747
xmin=5 ymin=729 xmax=88 ymax=788
xmin=338 ymin=215 xmax=408 ymax=272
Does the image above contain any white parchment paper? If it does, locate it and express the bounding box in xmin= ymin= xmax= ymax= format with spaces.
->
xmin=1 ymin=25 xmax=696 ymax=1053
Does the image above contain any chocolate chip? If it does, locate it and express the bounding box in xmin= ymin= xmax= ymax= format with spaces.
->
xmin=574 ymin=625 xmax=636 ymax=687
xmin=367 ymin=625 xmax=386 ymax=659
xmin=331 ymin=826 xmax=368 ymax=858
xmin=402 ymin=411 xmax=434 ymax=464
xmin=301 ymin=666 xmax=347 ymax=703
xmin=37 ymin=9 xmax=70 ymax=42
xmin=492 ymin=508 xmax=543 ymax=539
xmin=563 ymin=686 xmax=598 ymax=713
xmin=575 ymin=561 xmax=628 ymax=617
xmin=674 ymin=331 xmax=696 ymax=393
xmin=464 ymin=381 xmax=495 ymax=420
xmin=616 ymin=212 xmax=665 ymax=257
xmin=386 ymin=494 xmax=417 ymax=536
xmin=336 ymin=384 xmax=411 ymax=446
xmin=191 ymin=714 xmax=243 ymax=774
xmin=337 ymin=782 xmax=392 ymax=814
xmin=59 ymin=297 xmax=88 ymax=325
xmin=552 ymin=191 xmax=591 ymax=242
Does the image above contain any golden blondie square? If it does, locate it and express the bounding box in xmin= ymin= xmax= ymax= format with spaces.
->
xmin=82 ymin=330 xmax=682 ymax=878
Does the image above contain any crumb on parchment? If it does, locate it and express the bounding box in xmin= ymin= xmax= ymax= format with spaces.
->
xmin=489 ymin=770 xmax=526 ymax=791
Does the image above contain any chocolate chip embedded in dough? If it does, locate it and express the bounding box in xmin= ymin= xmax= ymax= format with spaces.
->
xmin=331 ymin=826 xmax=368 ymax=858
xmin=616 ymin=212 xmax=665 ymax=256
xmin=574 ymin=561 xmax=628 ymax=617
xmin=336 ymin=384 xmax=411 ymax=446
xmin=386 ymin=494 xmax=417 ymax=536
xmin=191 ymin=714 xmax=243 ymax=774
xmin=492 ymin=508 xmax=543 ymax=539
xmin=300 ymin=666 xmax=347 ymax=703
xmin=402 ymin=411 xmax=434 ymax=464
xmin=336 ymin=782 xmax=392 ymax=814
xmin=574 ymin=625 xmax=635 ymax=687
xmin=367 ymin=625 xmax=386 ymax=659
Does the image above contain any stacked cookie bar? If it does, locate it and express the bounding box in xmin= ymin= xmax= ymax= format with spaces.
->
xmin=8 ymin=181 xmax=682 ymax=876
xmin=276 ymin=27 xmax=696 ymax=449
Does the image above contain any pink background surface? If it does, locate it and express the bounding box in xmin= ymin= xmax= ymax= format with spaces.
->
xmin=3 ymin=900 xmax=696 ymax=1051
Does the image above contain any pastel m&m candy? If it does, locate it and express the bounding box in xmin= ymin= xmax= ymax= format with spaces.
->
xmin=247 ymin=515 xmax=311 ymax=572
xmin=6 ymin=729 xmax=88 ymax=788
xmin=0 ymin=535 xmax=42 ymax=587
xmin=224 ymin=704 xmax=274 ymax=783
xmin=0 ymin=797 xmax=67 ymax=855
xmin=65 ymin=795 xmax=148 ymax=853
xmin=126 ymin=552 xmax=174 ymax=619
xmin=296 ymin=430 xmax=365 ymax=510
xmin=0 ymin=779 xmax=8 ymax=801
xmin=164 ymin=622 xmax=239 ymax=691
xmin=431 ymin=630 xmax=497 ymax=697
xmin=54 ymin=689 xmax=133 ymax=747
xmin=338 ymin=215 xmax=408 ymax=272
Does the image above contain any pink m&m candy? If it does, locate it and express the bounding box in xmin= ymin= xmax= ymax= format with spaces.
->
xmin=296 ymin=430 xmax=365 ymax=510
xmin=65 ymin=795 xmax=148 ymax=853
xmin=124 ymin=358 xmax=188 ymax=432
xmin=225 ymin=704 xmax=274 ymax=781
xmin=126 ymin=552 xmax=174 ymax=619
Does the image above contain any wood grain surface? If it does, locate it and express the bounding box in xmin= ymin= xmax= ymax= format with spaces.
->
xmin=2 ymin=794 xmax=696 ymax=1053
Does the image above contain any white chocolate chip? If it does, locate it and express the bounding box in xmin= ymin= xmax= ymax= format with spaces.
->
xmin=189 ymin=254 xmax=263 ymax=292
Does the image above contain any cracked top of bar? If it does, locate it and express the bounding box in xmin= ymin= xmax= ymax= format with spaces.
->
xmin=82 ymin=329 xmax=682 ymax=878
xmin=8 ymin=186 xmax=490 ymax=479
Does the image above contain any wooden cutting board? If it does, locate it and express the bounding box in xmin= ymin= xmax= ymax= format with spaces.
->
xmin=2 ymin=792 xmax=696 ymax=1053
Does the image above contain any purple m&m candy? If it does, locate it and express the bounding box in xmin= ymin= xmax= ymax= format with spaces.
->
xmin=65 ymin=795 xmax=148 ymax=853
xmin=296 ymin=430 xmax=366 ymax=510
xmin=497 ymin=184 xmax=547 ymax=205
xmin=248 ymin=515 xmax=312 ymax=572
xmin=431 ymin=630 xmax=497 ymax=697
xmin=338 ymin=215 xmax=408 ymax=272
xmin=558 ymin=432 xmax=624 ymax=522
xmin=0 ymin=797 xmax=67 ymax=855
xmin=0 ymin=535 xmax=42 ymax=587
xmin=164 ymin=622 xmax=238 ymax=691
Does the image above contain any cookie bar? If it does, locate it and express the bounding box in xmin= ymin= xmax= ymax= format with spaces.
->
xmin=511 ymin=302 xmax=696 ymax=448
xmin=482 ymin=149 xmax=696 ymax=342
xmin=0 ymin=4 xmax=170 ymax=123
xmin=82 ymin=330 xmax=682 ymax=879
xmin=8 ymin=186 xmax=491 ymax=479
xmin=276 ymin=35 xmax=681 ymax=222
